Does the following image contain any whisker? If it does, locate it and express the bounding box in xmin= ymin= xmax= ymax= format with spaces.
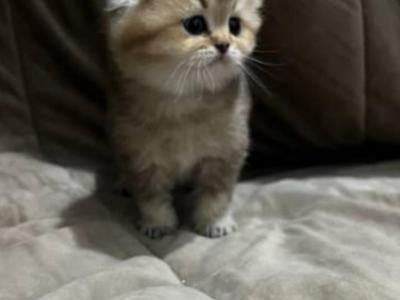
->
xmin=204 ymin=65 xmax=215 ymax=93
xmin=164 ymin=59 xmax=187 ymax=91
xmin=197 ymin=62 xmax=204 ymax=101
xmin=198 ymin=62 xmax=208 ymax=93
xmin=175 ymin=60 xmax=195 ymax=102
xmin=173 ymin=62 xmax=189 ymax=102
xmin=245 ymin=60 xmax=278 ymax=78
xmin=245 ymin=55 xmax=284 ymax=67
xmin=239 ymin=62 xmax=271 ymax=96
xmin=172 ymin=67 xmax=185 ymax=102
xmin=194 ymin=59 xmax=204 ymax=100
xmin=253 ymin=49 xmax=278 ymax=54
xmin=200 ymin=60 xmax=211 ymax=101
xmin=170 ymin=59 xmax=189 ymax=101
xmin=200 ymin=68 xmax=207 ymax=94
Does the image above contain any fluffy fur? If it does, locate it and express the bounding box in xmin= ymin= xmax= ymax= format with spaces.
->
xmin=108 ymin=0 xmax=263 ymax=238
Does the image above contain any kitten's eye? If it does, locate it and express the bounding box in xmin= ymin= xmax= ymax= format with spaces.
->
xmin=183 ymin=16 xmax=208 ymax=35
xmin=229 ymin=17 xmax=241 ymax=36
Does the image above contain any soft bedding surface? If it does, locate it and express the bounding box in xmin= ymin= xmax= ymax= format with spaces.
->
xmin=1 ymin=152 xmax=400 ymax=300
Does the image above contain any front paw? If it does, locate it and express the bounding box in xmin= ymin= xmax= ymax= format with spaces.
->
xmin=135 ymin=198 xmax=178 ymax=239
xmin=136 ymin=222 xmax=177 ymax=240
xmin=194 ymin=214 xmax=238 ymax=238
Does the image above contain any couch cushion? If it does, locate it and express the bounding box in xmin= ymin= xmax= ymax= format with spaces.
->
xmin=0 ymin=0 xmax=111 ymax=167
xmin=250 ymin=0 xmax=400 ymax=168
xmin=363 ymin=0 xmax=400 ymax=142
xmin=0 ymin=1 xmax=37 ymax=152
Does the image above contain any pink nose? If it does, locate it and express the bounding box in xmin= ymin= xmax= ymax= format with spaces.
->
xmin=215 ymin=43 xmax=230 ymax=55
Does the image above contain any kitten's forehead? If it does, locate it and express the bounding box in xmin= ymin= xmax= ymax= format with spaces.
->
xmin=200 ymin=0 xmax=263 ymax=11
xmin=199 ymin=0 xmax=237 ymax=8
xmin=198 ymin=0 xmax=238 ymax=27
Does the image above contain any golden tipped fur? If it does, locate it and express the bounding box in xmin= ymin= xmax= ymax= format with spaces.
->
xmin=108 ymin=0 xmax=263 ymax=238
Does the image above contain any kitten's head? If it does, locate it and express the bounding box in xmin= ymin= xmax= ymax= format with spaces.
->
xmin=110 ymin=0 xmax=263 ymax=95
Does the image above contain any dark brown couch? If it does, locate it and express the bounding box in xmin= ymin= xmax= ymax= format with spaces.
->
xmin=1 ymin=0 xmax=400 ymax=174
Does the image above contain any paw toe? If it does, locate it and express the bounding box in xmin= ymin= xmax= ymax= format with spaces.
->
xmin=136 ymin=224 xmax=175 ymax=240
xmin=195 ymin=216 xmax=238 ymax=238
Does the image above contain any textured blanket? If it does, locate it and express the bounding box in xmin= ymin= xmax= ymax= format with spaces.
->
xmin=1 ymin=152 xmax=400 ymax=300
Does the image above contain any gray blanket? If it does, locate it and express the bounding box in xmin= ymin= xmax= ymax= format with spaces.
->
xmin=1 ymin=151 xmax=400 ymax=299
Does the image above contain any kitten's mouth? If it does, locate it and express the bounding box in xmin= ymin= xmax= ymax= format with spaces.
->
xmin=210 ymin=55 xmax=229 ymax=65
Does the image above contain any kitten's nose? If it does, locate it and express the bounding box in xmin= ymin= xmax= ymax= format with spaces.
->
xmin=215 ymin=43 xmax=230 ymax=55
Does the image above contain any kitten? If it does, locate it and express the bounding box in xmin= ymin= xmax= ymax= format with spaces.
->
xmin=107 ymin=0 xmax=263 ymax=239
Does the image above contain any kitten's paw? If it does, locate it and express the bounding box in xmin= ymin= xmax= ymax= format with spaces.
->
xmin=136 ymin=223 xmax=177 ymax=240
xmin=136 ymin=199 xmax=178 ymax=239
xmin=194 ymin=214 xmax=238 ymax=239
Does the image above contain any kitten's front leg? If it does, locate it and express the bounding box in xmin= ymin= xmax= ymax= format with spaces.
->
xmin=129 ymin=166 xmax=178 ymax=239
xmin=191 ymin=158 xmax=239 ymax=238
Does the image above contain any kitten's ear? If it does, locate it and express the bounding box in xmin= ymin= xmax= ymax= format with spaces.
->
xmin=105 ymin=0 xmax=140 ymax=11
xmin=238 ymin=0 xmax=263 ymax=11
xmin=252 ymin=0 xmax=264 ymax=9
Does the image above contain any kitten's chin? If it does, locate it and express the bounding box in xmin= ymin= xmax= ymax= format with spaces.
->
xmin=187 ymin=63 xmax=241 ymax=95
xmin=207 ymin=62 xmax=241 ymax=85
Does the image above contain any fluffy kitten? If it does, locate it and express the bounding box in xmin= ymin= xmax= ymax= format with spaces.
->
xmin=107 ymin=0 xmax=263 ymax=239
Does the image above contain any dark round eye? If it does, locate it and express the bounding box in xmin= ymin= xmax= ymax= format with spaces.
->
xmin=183 ymin=16 xmax=208 ymax=35
xmin=229 ymin=17 xmax=241 ymax=36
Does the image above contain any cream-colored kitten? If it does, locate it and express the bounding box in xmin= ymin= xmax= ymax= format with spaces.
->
xmin=107 ymin=0 xmax=263 ymax=239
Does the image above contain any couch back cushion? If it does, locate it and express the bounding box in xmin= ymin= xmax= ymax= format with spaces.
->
xmin=0 ymin=0 xmax=37 ymax=152
xmin=250 ymin=0 xmax=400 ymax=168
xmin=1 ymin=0 xmax=399 ymax=170
xmin=0 ymin=0 xmax=110 ymax=167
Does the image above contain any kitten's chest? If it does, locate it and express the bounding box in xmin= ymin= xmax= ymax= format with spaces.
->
xmin=134 ymin=112 xmax=238 ymax=174
xmin=117 ymin=80 xmax=249 ymax=175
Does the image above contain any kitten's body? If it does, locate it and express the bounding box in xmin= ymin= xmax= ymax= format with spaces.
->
xmin=108 ymin=0 xmax=262 ymax=238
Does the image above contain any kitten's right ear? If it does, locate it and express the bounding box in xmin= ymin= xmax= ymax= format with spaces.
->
xmin=105 ymin=0 xmax=140 ymax=11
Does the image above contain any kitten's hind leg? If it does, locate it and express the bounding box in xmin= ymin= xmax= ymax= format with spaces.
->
xmin=129 ymin=166 xmax=178 ymax=239
xmin=191 ymin=158 xmax=239 ymax=238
